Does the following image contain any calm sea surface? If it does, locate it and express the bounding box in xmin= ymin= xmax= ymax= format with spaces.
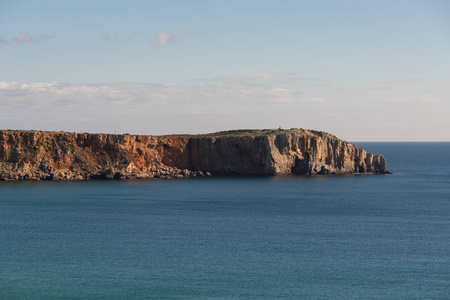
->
xmin=1 ymin=143 xmax=449 ymax=299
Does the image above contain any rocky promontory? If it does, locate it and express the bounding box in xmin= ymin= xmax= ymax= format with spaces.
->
xmin=0 ymin=128 xmax=389 ymax=181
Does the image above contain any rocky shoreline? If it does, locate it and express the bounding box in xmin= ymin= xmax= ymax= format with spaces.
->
xmin=1 ymin=164 xmax=213 ymax=181
xmin=0 ymin=129 xmax=389 ymax=181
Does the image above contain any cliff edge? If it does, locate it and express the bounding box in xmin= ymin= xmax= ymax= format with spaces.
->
xmin=0 ymin=129 xmax=389 ymax=181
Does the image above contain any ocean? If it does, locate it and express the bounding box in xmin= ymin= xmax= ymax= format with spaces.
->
xmin=1 ymin=143 xmax=449 ymax=299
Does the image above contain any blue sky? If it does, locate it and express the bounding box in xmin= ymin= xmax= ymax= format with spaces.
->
xmin=1 ymin=0 xmax=449 ymax=140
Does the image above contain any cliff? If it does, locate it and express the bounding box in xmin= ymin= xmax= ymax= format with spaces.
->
xmin=0 ymin=129 xmax=389 ymax=181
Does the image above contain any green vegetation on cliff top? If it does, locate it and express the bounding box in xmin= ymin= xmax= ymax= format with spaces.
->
xmin=1 ymin=128 xmax=337 ymax=139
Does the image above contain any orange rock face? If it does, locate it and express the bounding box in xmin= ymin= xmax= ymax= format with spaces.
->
xmin=0 ymin=129 xmax=389 ymax=181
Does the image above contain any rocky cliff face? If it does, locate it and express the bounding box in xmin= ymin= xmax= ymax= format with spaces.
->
xmin=0 ymin=129 xmax=389 ymax=181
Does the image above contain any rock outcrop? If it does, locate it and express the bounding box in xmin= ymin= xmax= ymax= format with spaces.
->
xmin=0 ymin=129 xmax=389 ymax=181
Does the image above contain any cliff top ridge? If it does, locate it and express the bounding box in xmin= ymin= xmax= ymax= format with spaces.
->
xmin=1 ymin=128 xmax=340 ymax=140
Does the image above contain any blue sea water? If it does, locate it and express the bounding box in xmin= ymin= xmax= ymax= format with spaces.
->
xmin=0 ymin=143 xmax=449 ymax=299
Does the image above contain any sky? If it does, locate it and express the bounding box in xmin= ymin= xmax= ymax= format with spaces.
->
xmin=1 ymin=0 xmax=449 ymax=141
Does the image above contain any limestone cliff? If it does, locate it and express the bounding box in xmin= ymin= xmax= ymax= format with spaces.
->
xmin=0 ymin=129 xmax=389 ymax=181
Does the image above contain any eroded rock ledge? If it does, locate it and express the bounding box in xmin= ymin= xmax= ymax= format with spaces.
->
xmin=0 ymin=129 xmax=389 ymax=181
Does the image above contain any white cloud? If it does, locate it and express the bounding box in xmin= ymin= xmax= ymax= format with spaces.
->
xmin=12 ymin=31 xmax=55 ymax=44
xmin=0 ymin=81 xmax=59 ymax=91
xmin=0 ymin=81 xmax=20 ymax=90
xmin=15 ymin=31 xmax=38 ymax=43
xmin=0 ymin=80 xmax=298 ymax=106
xmin=0 ymin=78 xmax=330 ymax=110
xmin=153 ymin=29 xmax=188 ymax=46
xmin=1 ymin=79 xmax=448 ymax=140
xmin=153 ymin=32 xmax=171 ymax=46
xmin=0 ymin=80 xmax=274 ymax=133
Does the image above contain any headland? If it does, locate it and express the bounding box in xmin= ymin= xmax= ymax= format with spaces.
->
xmin=0 ymin=128 xmax=389 ymax=181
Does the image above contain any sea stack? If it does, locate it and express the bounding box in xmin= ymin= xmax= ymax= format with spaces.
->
xmin=0 ymin=128 xmax=389 ymax=181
